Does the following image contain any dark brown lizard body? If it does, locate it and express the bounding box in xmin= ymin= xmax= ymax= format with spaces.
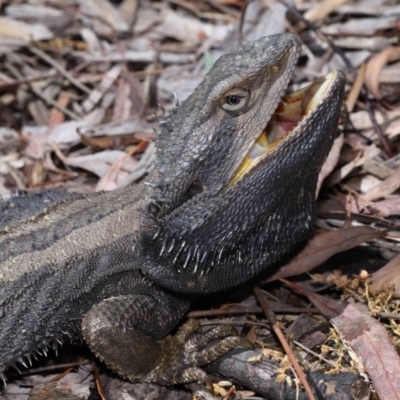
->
xmin=0 ymin=34 xmax=345 ymax=387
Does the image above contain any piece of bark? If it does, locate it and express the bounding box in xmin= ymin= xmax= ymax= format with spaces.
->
xmin=206 ymin=349 xmax=370 ymax=400
xmin=311 ymin=372 xmax=370 ymax=400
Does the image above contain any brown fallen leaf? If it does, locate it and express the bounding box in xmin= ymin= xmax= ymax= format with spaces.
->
xmin=82 ymin=65 xmax=122 ymax=113
xmin=380 ymin=61 xmax=400 ymax=84
xmin=119 ymin=69 xmax=145 ymax=117
xmin=371 ymin=253 xmax=400 ymax=294
xmin=96 ymin=144 xmax=146 ymax=191
xmin=80 ymin=133 xmax=142 ymax=151
xmin=325 ymin=143 xmax=380 ymax=187
xmin=316 ymin=134 xmax=343 ymax=196
xmin=365 ymin=46 xmax=400 ymax=99
xmin=23 ymin=121 xmax=89 ymax=159
xmin=346 ymin=173 xmax=382 ymax=194
xmin=0 ymin=16 xmax=53 ymax=42
xmin=304 ymin=0 xmax=348 ymax=23
xmin=345 ymin=63 xmax=366 ymax=113
xmin=336 ymin=190 xmax=373 ymax=216
xmin=112 ymin=79 xmax=132 ymax=122
xmin=52 ymin=143 xmax=137 ymax=181
xmin=332 ymin=303 xmax=400 ymax=400
xmin=368 ymin=197 xmax=400 ymax=218
xmin=154 ymin=7 xmax=231 ymax=45
xmin=48 ymin=92 xmax=71 ymax=127
xmin=281 ymin=279 xmax=347 ymax=320
xmin=267 ymin=227 xmax=385 ymax=281
xmin=363 ymin=164 xmax=400 ymax=201
xmin=78 ymin=0 xmax=129 ymax=36
xmin=350 ymin=108 xmax=400 ymax=131
xmin=322 ymin=16 xmax=399 ymax=36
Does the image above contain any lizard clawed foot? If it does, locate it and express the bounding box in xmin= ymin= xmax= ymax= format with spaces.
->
xmin=82 ymin=295 xmax=248 ymax=389
xmin=149 ymin=319 xmax=251 ymax=389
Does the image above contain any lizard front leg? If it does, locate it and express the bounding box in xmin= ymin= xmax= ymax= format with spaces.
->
xmin=82 ymin=293 xmax=245 ymax=386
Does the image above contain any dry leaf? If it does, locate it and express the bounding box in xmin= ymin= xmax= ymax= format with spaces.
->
xmin=365 ymin=46 xmax=400 ymax=99
xmin=363 ymin=165 xmax=400 ymax=201
xmin=380 ymin=61 xmax=400 ymax=83
xmin=350 ymin=109 xmax=400 ymax=131
xmin=345 ymin=63 xmax=366 ymax=112
xmin=133 ymin=6 xmax=161 ymax=35
xmin=316 ymin=134 xmax=343 ymax=196
xmin=0 ymin=16 xmax=53 ymax=42
xmin=363 ymin=159 xmax=392 ymax=180
xmin=368 ymin=197 xmax=400 ymax=218
xmin=346 ymin=174 xmax=382 ymax=194
xmin=0 ymin=127 xmax=19 ymax=149
xmin=304 ymin=0 xmax=348 ymax=22
xmin=82 ymin=65 xmax=123 ymax=113
xmin=268 ymin=227 xmax=385 ymax=281
xmin=282 ymin=280 xmax=346 ymax=320
xmin=325 ymin=144 xmax=381 ymax=187
xmin=241 ymin=0 xmax=287 ymax=40
xmin=79 ymin=118 xmax=154 ymax=138
xmin=78 ymin=0 xmax=129 ymax=36
xmin=371 ymin=253 xmax=400 ymax=294
xmin=322 ymin=16 xmax=399 ymax=36
xmin=23 ymin=121 xmax=89 ymax=159
xmin=114 ymin=71 xmax=144 ymax=119
xmin=333 ymin=36 xmax=398 ymax=51
xmin=53 ymin=147 xmax=137 ymax=179
xmin=332 ymin=303 xmax=400 ymax=400
xmin=48 ymin=92 xmax=71 ymax=127
xmin=154 ymin=7 xmax=231 ymax=44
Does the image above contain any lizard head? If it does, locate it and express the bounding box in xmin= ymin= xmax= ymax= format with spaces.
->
xmin=140 ymin=33 xmax=345 ymax=294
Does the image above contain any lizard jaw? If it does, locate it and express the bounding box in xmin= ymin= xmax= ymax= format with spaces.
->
xmin=229 ymin=71 xmax=339 ymax=186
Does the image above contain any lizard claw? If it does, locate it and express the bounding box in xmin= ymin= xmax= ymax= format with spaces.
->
xmin=82 ymin=295 xmax=248 ymax=388
xmin=149 ymin=319 xmax=251 ymax=387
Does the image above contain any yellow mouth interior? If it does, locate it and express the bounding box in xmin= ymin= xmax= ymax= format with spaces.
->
xmin=229 ymin=73 xmax=335 ymax=186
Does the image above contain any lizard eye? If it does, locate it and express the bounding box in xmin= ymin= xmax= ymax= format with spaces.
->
xmin=221 ymin=89 xmax=250 ymax=113
xmin=226 ymin=95 xmax=240 ymax=105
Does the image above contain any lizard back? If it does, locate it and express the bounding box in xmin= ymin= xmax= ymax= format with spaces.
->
xmin=0 ymin=185 xmax=146 ymax=371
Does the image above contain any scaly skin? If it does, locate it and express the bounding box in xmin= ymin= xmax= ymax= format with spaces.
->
xmin=0 ymin=33 xmax=345 ymax=386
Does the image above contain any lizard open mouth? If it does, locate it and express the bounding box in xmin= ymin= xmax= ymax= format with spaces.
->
xmin=229 ymin=71 xmax=337 ymax=185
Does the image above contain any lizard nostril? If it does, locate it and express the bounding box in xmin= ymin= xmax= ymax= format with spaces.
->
xmin=186 ymin=180 xmax=203 ymax=201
